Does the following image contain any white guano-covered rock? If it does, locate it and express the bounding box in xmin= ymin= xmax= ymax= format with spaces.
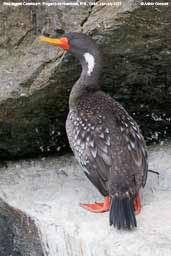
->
xmin=0 ymin=142 xmax=171 ymax=255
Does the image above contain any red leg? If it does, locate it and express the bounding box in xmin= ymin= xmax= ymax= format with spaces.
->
xmin=80 ymin=196 xmax=110 ymax=213
xmin=134 ymin=192 xmax=141 ymax=215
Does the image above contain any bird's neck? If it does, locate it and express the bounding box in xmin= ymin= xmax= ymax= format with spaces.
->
xmin=69 ymin=51 xmax=102 ymax=108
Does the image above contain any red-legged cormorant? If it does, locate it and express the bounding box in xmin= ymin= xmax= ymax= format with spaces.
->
xmin=40 ymin=32 xmax=148 ymax=229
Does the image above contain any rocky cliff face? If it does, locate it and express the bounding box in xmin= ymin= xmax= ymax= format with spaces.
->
xmin=0 ymin=0 xmax=171 ymax=159
xmin=0 ymin=199 xmax=43 ymax=256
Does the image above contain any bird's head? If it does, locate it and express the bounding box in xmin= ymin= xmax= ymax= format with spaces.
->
xmin=40 ymin=32 xmax=101 ymax=78
xmin=42 ymin=32 xmax=100 ymax=61
xmin=40 ymin=32 xmax=97 ymax=54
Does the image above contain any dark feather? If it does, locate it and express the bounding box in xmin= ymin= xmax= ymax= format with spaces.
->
xmin=66 ymin=109 xmax=112 ymax=195
xmin=66 ymin=93 xmax=148 ymax=206
xmin=115 ymin=109 xmax=148 ymax=188
xmin=110 ymin=193 xmax=137 ymax=230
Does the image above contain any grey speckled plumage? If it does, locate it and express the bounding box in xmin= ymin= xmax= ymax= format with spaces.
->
xmin=66 ymin=92 xmax=148 ymax=196
xmin=64 ymin=32 xmax=148 ymax=229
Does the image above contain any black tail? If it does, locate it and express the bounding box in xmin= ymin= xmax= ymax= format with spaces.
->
xmin=109 ymin=193 xmax=137 ymax=230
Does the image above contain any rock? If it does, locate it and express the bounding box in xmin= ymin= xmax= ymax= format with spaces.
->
xmin=91 ymin=1 xmax=171 ymax=143
xmin=0 ymin=142 xmax=170 ymax=255
xmin=0 ymin=199 xmax=43 ymax=256
xmin=0 ymin=0 xmax=87 ymax=159
xmin=0 ymin=0 xmax=171 ymax=159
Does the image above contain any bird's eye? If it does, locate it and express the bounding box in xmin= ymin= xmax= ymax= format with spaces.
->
xmin=65 ymin=32 xmax=73 ymax=41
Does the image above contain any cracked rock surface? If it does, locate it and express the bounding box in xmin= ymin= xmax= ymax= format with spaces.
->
xmin=0 ymin=0 xmax=171 ymax=159
xmin=0 ymin=142 xmax=171 ymax=255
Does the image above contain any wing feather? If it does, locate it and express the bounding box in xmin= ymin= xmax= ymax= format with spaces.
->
xmin=67 ymin=106 xmax=148 ymax=196
xmin=67 ymin=110 xmax=112 ymax=195
xmin=115 ymin=110 xmax=148 ymax=187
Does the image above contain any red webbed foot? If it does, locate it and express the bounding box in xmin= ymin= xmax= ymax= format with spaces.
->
xmin=134 ymin=192 xmax=141 ymax=215
xmin=80 ymin=196 xmax=110 ymax=213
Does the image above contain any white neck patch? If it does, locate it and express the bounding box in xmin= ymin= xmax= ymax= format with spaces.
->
xmin=83 ymin=52 xmax=95 ymax=76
